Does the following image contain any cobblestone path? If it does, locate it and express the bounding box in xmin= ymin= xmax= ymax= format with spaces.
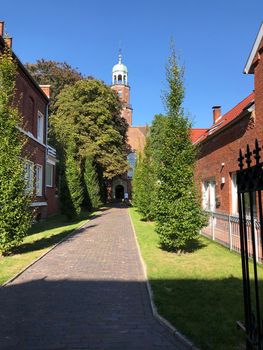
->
xmin=0 ymin=205 xmax=190 ymax=350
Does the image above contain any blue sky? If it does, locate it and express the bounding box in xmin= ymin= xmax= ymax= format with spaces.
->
xmin=1 ymin=0 xmax=262 ymax=127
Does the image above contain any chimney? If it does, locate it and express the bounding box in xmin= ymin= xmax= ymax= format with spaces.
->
xmin=4 ymin=36 xmax=12 ymax=48
xmin=40 ymin=85 xmax=51 ymax=98
xmin=212 ymin=106 xmax=221 ymax=124
xmin=0 ymin=21 xmax=4 ymax=37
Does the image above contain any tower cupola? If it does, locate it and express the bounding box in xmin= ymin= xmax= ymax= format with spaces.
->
xmin=112 ymin=51 xmax=128 ymax=85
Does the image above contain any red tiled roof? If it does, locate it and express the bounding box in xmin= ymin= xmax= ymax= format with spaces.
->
xmin=190 ymin=128 xmax=208 ymax=142
xmin=194 ymin=92 xmax=255 ymax=144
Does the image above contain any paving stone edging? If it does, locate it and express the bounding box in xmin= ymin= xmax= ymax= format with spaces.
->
xmin=128 ymin=209 xmax=199 ymax=350
xmin=1 ymin=218 xmax=91 ymax=288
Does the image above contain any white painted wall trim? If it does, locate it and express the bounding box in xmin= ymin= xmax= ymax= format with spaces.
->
xmin=244 ymin=23 xmax=263 ymax=74
xmin=30 ymin=202 xmax=47 ymax=207
xmin=47 ymin=157 xmax=56 ymax=166
xmin=17 ymin=126 xmax=47 ymax=148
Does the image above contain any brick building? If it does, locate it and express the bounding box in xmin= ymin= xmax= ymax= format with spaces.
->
xmin=0 ymin=22 xmax=59 ymax=218
xmin=194 ymin=23 xmax=263 ymax=217
xmin=110 ymin=52 xmax=147 ymax=200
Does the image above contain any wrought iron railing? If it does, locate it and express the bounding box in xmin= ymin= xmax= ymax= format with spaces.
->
xmin=201 ymin=211 xmax=262 ymax=263
xmin=237 ymin=140 xmax=263 ymax=349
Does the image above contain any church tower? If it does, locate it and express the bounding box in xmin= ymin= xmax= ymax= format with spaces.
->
xmin=111 ymin=51 xmax=133 ymax=125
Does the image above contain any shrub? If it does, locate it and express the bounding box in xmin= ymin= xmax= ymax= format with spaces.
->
xmin=0 ymin=48 xmax=32 ymax=254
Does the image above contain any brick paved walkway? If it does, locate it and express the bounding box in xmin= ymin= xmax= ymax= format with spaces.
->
xmin=0 ymin=205 xmax=190 ymax=350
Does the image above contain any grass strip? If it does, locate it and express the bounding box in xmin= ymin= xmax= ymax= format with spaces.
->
xmin=129 ymin=207 xmax=263 ymax=350
xmin=0 ymin=211 xmax=92 ymax=285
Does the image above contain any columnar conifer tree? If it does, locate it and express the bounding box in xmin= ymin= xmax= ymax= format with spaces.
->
xmin=132 ymin=134 xmax=157 ymax=221
xmin=60 ymin=141 xmax=83 ymax=219
xmin=0 ymin=48 xmax=32 ymax=254
xmin=133 ymin=46 xmax=205 ymax=250
xmin=154 ymin=46 xmax=206 ymax=251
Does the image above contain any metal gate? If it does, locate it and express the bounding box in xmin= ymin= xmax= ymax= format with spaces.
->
xmin=237 ymin=139 xmax=263 ymax=349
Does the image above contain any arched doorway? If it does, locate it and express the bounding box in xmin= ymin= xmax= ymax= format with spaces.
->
xmin=115 ymin=185 xmax=124 ymax=201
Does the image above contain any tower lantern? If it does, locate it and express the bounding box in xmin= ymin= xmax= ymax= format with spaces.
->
xmin=112 ymin=50 xmax=128 ymax=85
xmin=111 ymin=51 xmax=133 ymax=125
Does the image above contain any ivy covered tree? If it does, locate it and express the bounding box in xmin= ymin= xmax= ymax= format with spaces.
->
xmin=0 ymin=48 xmax=32 ymax=254
xmin=83 ymin=156 xmax=101 ymax=210
xmin=154 ymin=46 xmax=206 ymax=251
xmin=59 ymin=141 xmax=83 ymax=219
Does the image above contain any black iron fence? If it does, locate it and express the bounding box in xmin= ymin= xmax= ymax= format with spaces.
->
xmin=237 ymin=139 xmax=263 ymax=349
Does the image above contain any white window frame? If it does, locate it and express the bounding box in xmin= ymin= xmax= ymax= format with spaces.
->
xmin=231 ymin=173 xmax=238 ymax=215
xmin=46 ymin=162 xmax=53 ymax=188
xmin=202 ymin=178 xmax=216 ymax=211
xmin=24 ymin=160 xmax=34 ymax=193
xmin=35 ymin=164 xmax=43 ymax=196
xmin=37 ymin=111 xmax=44 ymax=143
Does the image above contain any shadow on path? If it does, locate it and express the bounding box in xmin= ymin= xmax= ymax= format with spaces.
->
xmin=0 ymin=278 xmax=186 ymax=350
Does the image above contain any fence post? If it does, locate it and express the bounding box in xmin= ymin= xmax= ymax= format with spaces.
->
xmin=212 ymin=212 xmax=215 ymax=241
xmin=229 ymin=215 xmax=233 ymax=251
xmin=254 ymin=218 xmax=259 ymax=263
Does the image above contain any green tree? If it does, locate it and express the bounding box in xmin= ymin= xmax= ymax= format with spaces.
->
xmin=154 ymin=46 xmax=206 ymax=251
xmin=51 ymin=78 xmax=128 ymax=180
xmin=0 ymin=48 xmax=32 ymax=254
xmin=132 ymin=133 xmax=157 ymax=220
xmin=59 ymin=141 xmax=83 ymax=220
xmin=83 ymin=156 xmax=101 ymax=209
xmin=25 ymin=59 xmax=83 ymax=114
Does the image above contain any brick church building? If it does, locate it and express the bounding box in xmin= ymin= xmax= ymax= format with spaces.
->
xmin=109 ymin=52 xmax=147 ymax=200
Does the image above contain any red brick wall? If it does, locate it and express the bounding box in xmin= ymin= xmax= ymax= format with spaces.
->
xmin=15 ymin=69 xmax=47 ymax=140
xmin=46 ymin=162 xmax=60 ymax=216
xmin=195 ymin=35 xmax=263 ymax=216
xmin=196 ymin=111 xmax=258 ymax=214
xmin=0 ymin=33 xmax=59 ymax=218
xmin=122 ymin=106 xmax=132 ymax=125
xmin=111 ymin=85 xmax=132 ymax=125
xmin=46 ymin=188 xmax=60 ymax=216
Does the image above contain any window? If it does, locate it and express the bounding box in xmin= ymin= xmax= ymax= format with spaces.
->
xmin=202 ymin=179 xmax=216 ymax=211
xmin=244 ymin=192 xmax=257 ymax=218
xmin=231 ymin=173 xmax=257 ymax=217
xmin=24 ymin=160 xmax=34 ymax=193
xmin=118 ymin=74 xmax=122 ymax=84
xmin=37 ymin=111 xmax=44 ymax=142
xmin=231 ymin=173 xmax=238 ymax=215
xmin=127 ymin=152 xmax=136 ymax=178
xmin=46 ymin=163 xmax=53 ymax=187
xmin=35 ymin=165 xmax=43 ymax=196
xmin=118 ymin=90 xmax=122 ymax=97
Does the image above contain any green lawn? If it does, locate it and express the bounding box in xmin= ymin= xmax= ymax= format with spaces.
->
xmin=129 ymin=207 xmax=263 ymax=350
xmin=0 ymin=211 xmax=92 ymax=285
